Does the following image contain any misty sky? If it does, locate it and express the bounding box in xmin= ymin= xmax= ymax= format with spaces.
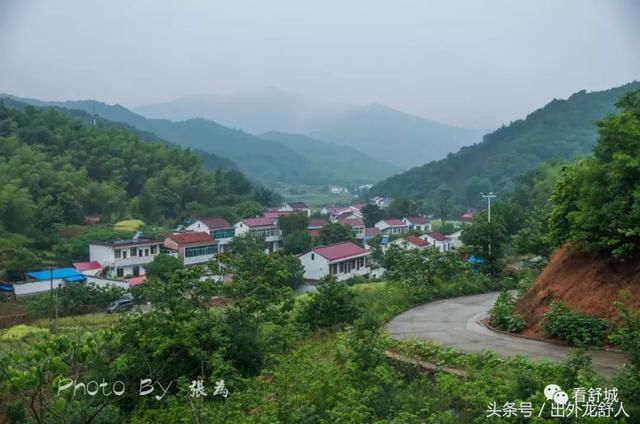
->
xmin=1 ymin=0 xmax=639 ymax=128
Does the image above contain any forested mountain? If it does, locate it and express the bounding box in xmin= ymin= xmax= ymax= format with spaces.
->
xmin=1 ymin=94 xmax=387 ymax=185
xmin=135 ymin=88 xmax=303 ymax=134
xmin=0 ymin=102 xmax=278 ymax=277
xmin=309 ymin=103 xmax=489 ymax=168
xmin=260 ymin=131 xmax=400 ymax=184
xmin=370 ymin=82 xmax=640 ymax=209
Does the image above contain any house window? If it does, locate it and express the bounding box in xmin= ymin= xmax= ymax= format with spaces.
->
xmin=151 ymin=245 xmax=157 ymax=254
xmin=138 ymin=249 xmax=143 ymax=256
xmin=115 ymin=249 xmax=121 ymax=259
xmin=116 ymin=267 xmax=124 ymax=278
xmin=122 ymin=250 xmax=127 ymax=259
xmin=133 ymin=265 xmax=140 ymax=276
xmin=311 ymin=253 xmax=315 ymax=260
xmin=130 ymin=247 xmax=137 ymax=257
xmin=145 ymin=248 xmax=149 ymax=256
xmin=185 ymin=244 xmax=218 ymax=258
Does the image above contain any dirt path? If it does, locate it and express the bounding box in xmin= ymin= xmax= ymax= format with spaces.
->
xmin=385 ymin=291 xmax=627 ymax=379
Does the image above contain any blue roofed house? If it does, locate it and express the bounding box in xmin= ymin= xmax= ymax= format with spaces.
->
xmin=12 ymin=267 xmax=86 ymax=296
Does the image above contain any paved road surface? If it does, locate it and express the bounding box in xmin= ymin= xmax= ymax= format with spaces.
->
xmin=385 ymin=291 xmax=626 ymax=378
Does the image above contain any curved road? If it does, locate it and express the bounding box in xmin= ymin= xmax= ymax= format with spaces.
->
xmin=385 ymin=291 xmax=626 ymax=378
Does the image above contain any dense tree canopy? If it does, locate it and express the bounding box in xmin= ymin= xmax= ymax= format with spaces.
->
xmin=549 ymin=89 xmax=640 ymax=258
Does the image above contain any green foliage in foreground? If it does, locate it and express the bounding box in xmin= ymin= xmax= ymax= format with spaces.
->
xmin=2 ymin=247 xmax=639 ymax=422
xmin=490 ymin=290 xmax=527 ymax=333
xmin=542 ymin=302 xmax=610 ymax=346
xmin=297 ymin=276 xmax=360 ymax=329
xmin=25 ymin=283 xmax=124 ymax=319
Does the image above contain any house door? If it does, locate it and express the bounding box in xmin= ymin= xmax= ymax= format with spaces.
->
xmin=133 ymin=266 xmax=140 ymax=276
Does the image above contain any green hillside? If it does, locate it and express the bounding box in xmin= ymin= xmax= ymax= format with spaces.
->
xmin=260 ymin=131 xmax=399 ymax=184
xmin=310 ymin=103 xmax=489 ymax=168
xmin=370 ymin=82 xmax=640 ymax=208
xmin=0 ymin=94 xmax=393 ymax=185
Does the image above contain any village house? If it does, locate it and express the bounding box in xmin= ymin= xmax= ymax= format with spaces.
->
xmin=370 ymin=196 xmax=391 ymax=208
xmin=403 ymin=216 xmax=432 ymax=232
xmin=374 ymin=218 xmax=409 ymax=235
xmin=298 ymin=241 xmax=370 ymax=282
xmin=89 ymin=238 xmax=163 ymax=279
xmin=448 ymin=230 xmax=464 ymax=249
xmin=348 ymin=203 xmax=367 ymax=219
xmin=281 ymin=202 xmax=311 ymax=217
xmin=338 ymin=217 xmax=365 ymax=239
xmin=389 ymin=235 xmax=428 ymax=250
xmin=186 ymin=217 xmax=235 ymax=253
xmin=164 ymin=232 xmax=219 ymax=266
xmin=461 ymin=208 xmax=476 ymax=224
xmin=422 ymin=232 xmax=453 ymax=252
xmin=234 ymin=217 xmax=283 ymax=253
xmin=72 ymin=261 xmax=102 ymax=276
xmin=307 ymin=218 xmax=328 ymax=240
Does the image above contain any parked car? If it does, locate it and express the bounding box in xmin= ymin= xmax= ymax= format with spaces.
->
xmin=106 ymin=295 xmax=134 ymax=314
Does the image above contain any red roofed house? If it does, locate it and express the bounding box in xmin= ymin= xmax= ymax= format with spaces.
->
xmin=402 ymin=216 xmax=432 ymax=232
xmin=164 ymin=232 xmax=219 ymax=266
xmin=338 ymin=217 xmax=365 ymax=239
xmin=234 ymin=217 xmax=282 ymax=253
xmin=421 ymin=232 xmax=453 ymax=252
xmin=308 ymin=218 xmax=328 ymax=230
xmin=461 ymin=208 xmax=476 ymax=224
xmin=298 ymin=241 xmax=370 ymax=281
xmin=187 ymin=217 xmax=235 ymax=253
xmin=73 ymin=261 xmax=103 ymax=276
xmin=389 ymin=235 xmax=428 ymax=251
xmin=374 ymin=218 xmax=409 ymax=235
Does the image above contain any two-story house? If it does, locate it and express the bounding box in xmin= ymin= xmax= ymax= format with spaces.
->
xmin=402 ymin=216 xmax=432 ymax=232
xmin=422 ymin=232 xmax=453 ymax=252
xmin=234 ymin=217 xmax=282 ymax=253
xmin=187 ymin=216 xmax=235 ymax=253
xmin=338 ymin=217 xmax=366 ymax=239
xmin=164 ymin=232 xmax=218 ymax=266
xmin=89 ymin=238 xmax=163 ymax=279
xmin=298 ymin=241 xmax=370 ymax=282
xmin=374 ymin=219 xmax=409 ymax=235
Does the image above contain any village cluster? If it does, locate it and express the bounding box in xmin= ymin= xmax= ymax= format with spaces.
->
xmin=4 ymin=198 xmax=474 ymax=297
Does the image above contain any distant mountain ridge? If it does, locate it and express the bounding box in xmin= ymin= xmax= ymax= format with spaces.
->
xmin=0 ymin=93 xmax=396 ymax=185
xmin=370 ymin=81 xmax=640 ymax=208
xmin=309 ymin=103 xmax=490 ymax=168
xmin=134 ymin=88 xmax=303 ymax=134
xmin=259 ymin=131 xmax=400 ymax=184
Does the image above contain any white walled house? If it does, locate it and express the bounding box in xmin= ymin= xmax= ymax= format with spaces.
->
xmin=403 ymin=216 xmax=432 ymax=232
xmin=422 ymin=232 xmax=453 ymax=252
xmin=338 ymin=217 xmax=366 ymax=239
xmin=448 ymin=230 xmax=464 ymax=249
xmin=187 ymin=217 xmax=235 ymax=253
xmin=89 ymin=239 xmax=163 ymax=279
xmin=234 ymin=217 xmax=282 ymax=253
xmin=388 ymin=235 xmax=428 ymax=251
xmin=298 ymin=242 xmax=370 ymax=282
xmin=374 ymin=219 xmax=409 ymax=235
xmin=281 ymin=202 xmax=311 ymax=217
xmin=164 ymin=232 xmax=218 ymax=266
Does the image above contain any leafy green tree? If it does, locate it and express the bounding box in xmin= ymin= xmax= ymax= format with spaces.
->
xmin=361 ymin=204 xmax=385 ymax=227
xmin=460 ymin=211 xmax=508 ymax=275
xmin=548 ymin=89 xmax=640 ymax=258
xmin=278 ymin=214 xmax=309 ymax=236
xmin=283 ymin=230 xmax=312 ymax=255
xmin=319 ymin=223 xmax=355 ymax=245
xmin=298 ymin=276 xmax=359 ymax=329
xmin=230 ymin=233 xmax=266 ymax=254
xmin=144 ymin=254 xmax=183 ymax=280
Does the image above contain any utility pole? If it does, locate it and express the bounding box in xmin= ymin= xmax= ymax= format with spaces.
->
xmin=481 ymin=192 xmax=497 ymax=273
xmin=481 ymin=192 xmax=496 ymax=223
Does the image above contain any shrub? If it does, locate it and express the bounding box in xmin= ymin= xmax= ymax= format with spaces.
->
xmin=298 ymin=276 xmax=360 ymax=329
xmin=490 ymin=290 xmax=526 ymax=332
xmin=542 ymin=302 xmax=609 ymax=346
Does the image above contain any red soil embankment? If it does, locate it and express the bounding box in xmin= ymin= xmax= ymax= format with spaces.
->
xmin=516 ymin=245 xmax=640 ymax=337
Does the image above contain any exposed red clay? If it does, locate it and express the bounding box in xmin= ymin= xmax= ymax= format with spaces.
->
xmin=516 ymin=245 xmax=640 ymax=337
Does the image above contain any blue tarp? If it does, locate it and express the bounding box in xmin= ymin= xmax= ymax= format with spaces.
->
xmin=467 ymin=255 xmax=484 ymax=264
xmin=26 ymin=267 xmax=83 ymax=281
xmin=63 ymin=275 xmax=86 ymax=282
